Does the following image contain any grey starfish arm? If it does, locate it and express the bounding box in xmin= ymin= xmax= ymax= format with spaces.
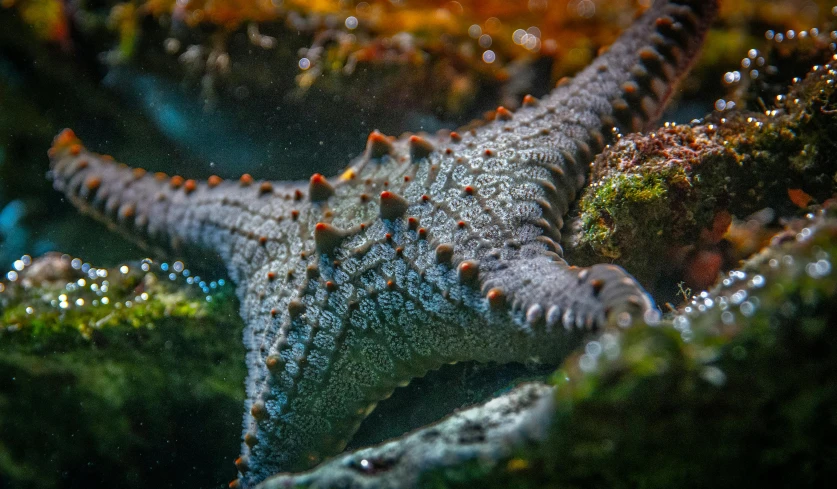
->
xmin=48 ymin=144 xmax=308 ymax=289
xmin=257 ymin=383 xmax=556 ymax=489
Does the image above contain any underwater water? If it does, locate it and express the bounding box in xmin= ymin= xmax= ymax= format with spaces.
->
xmin=2 ymin=1 xmax=837 ymax=488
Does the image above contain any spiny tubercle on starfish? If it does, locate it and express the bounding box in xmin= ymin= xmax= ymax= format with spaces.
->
xmin=47 ymin=0 xmax=718 ymax=486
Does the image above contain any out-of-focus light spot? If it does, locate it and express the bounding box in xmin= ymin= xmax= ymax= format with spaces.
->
xmin=482 ymin=50 xmax=496 ymax=63
xmin=513 ymin=28 xmax=526 ymax=45
xmin=299 ymin=57 xmax=311 ymax=70
xmin=345 ymin=16 xmax=358 ymax=29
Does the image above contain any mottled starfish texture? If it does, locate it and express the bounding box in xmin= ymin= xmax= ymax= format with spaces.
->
xmin=48 ymin=0 xmax=718 ymax=486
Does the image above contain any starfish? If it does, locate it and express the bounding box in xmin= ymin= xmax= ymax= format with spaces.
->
xmin=46 ymin=0 xmax=719 ymax=486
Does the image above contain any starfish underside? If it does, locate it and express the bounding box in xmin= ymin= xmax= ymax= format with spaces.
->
xmin=47 ymin=0 xmax=720 ymax=486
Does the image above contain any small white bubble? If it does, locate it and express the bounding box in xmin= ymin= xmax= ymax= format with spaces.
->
xmin=299 ymin=57 xmax=311 ymax=70
xmin=13 ymin=260 xmax=24 ymax=271
xmin=25 ymin=306 xmax=33 ymax=314
xmin=468 ymin=24 xmax=482 ymax=38
xmin=721 ymin=311 xmax=735 ymax=325
xmin=120 ymin=265 xmax=129 ymax=275
xmin=674 ymin=315 xmax=690 ymax=331
xmin=701 ymin=366 xmax=727 ymax=386
xmin=731 ymin=290 xmax=747 ymax=305
xmin=345 ymin=16 xmax=358 ymax=29
xmin=75 ymin=298 xmax=85 ymax=306
xmin=101 ymin=297 xmax=110 ymax=305
xmin=6 ymin=271 xmax=17 ymax=281
xmin=579 ymin=354 xmax=597 ymax=372
xmin=617 ymin=311 xmax=632 ymax=327
xmin=740 ymin=301 xmax=755 ymax=317
xmin=585 ymin=341 xmax=602 ymax=357
xmin=482 ymin=50 xmax=496 ymax=63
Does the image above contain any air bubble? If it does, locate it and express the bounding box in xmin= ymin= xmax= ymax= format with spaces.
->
xmin=617 ymin=311 xmax=632 ymax=327
xmin=585 ymin=341 xmax=602 ymax=357
xmin=579 ymin=354 xmax=597 ymax=372
xmin=740 ymin=301 xmax=755 ymax=317
xmin=701 ymin=366 xmax=727 ymax=386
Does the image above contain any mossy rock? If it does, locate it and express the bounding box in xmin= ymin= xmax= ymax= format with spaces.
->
xmin=0 ymin=255 xmax=246 ymax=489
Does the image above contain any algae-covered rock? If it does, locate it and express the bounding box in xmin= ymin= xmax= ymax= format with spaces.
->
xmin=259 ymin=204 xmax=837 ymax=489
xmin=569 ymin=56 xmax=837 ymax=296
xmin=0 ymin=254 xmax=246 ymax=489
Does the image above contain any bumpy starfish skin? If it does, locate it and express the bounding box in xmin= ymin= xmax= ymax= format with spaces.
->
xmin=48 ymin=0 xmax=718 ymax=485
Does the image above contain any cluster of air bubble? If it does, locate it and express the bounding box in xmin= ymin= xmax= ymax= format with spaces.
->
xmin=0 ymin=254 xmax=227 ymax=335
xmin=716 ymin=8 xmax=837 ymax=113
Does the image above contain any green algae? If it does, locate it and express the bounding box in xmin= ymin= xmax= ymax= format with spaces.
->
xmin=0 ymin=256 xmax=246 ymax=489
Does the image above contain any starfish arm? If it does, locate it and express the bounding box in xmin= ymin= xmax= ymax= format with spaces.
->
xmin=47 ymin=135 xmax=311 ymax=289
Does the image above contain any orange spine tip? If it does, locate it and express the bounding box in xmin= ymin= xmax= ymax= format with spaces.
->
xmin=408 ymin=135 xmax=434 ymax=160
xmin=522 ymin=94 xmax=538 ymax=107
xmin=170 ymin=175 xmax=184 ymax=189
xmin=309 ymin=173 xmax=335 ymax=202
xmin=365 ymin=130 xmax=394 ymax=159
xmin=259 ymin=181 xmax=274 ymax=195
xmin=458 ymin=260 xmax=479 ymax=283
xmin=314 ymin=222 xmax=345 ymax=255
xmin=487 ymin=288 xmax=506 ymax=308
xmin=207 ymin=175 xmax=223 ymax=188
xmin=496 ymin=106 xmax=513 ymax=121
xmin=85 ymin=176 xmax=102 ymax=191
xmin=379 ymin=191 xmax=409 ymax=220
